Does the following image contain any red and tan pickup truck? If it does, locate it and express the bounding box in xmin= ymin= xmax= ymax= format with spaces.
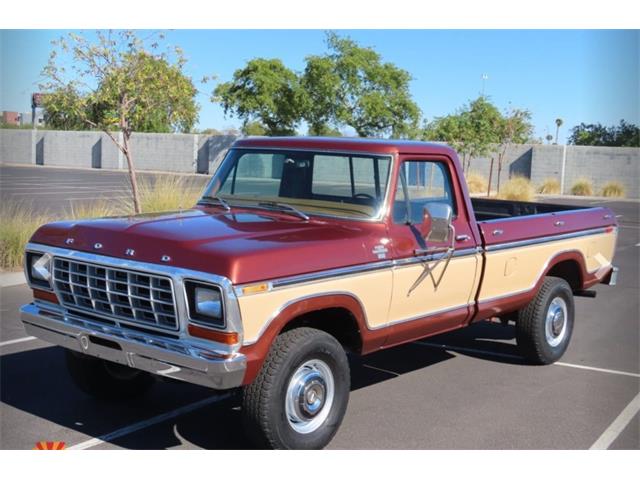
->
xmin=21 ymin=137 xmax=618 ymax=449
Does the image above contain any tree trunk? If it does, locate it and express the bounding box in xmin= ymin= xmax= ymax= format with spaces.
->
xmin=487 ymin=156 xmax=494 ymax=197
xmin=497 ymin=152 xmax=504 ymax=194
xmin=122 ymin=131 xmax=142 ymax=214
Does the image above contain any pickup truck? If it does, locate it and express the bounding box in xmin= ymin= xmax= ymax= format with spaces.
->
xmin=20 ymin=137 xmax=619 ymax=449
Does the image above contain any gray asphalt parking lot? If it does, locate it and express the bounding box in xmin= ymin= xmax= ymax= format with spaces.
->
xmin=0 ymin=165 xmax=209 ymax=214
xmin=0 ymin=165 xmax=638 ymax=449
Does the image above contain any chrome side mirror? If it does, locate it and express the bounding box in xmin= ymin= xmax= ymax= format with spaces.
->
xmin=423 ymin=202 xmax=452 ymax=243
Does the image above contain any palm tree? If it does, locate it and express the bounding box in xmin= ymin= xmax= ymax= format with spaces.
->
xmin=555 ymin=118 xmax=563 ymax=144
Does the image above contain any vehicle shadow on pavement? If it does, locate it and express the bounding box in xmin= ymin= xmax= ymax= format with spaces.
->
xmin=1 ymin=322 xmax=524 ymax=449
xmin=424 ymin=321 xmax=528 ymax=365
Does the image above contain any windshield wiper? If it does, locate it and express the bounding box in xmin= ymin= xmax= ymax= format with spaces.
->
xmin=198 ymin=195 xmax=231 ymax=211
xmin=257 ymin=201 xmax=309 ymax=221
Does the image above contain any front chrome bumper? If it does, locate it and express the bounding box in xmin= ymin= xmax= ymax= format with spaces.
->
xmin=21 ymin=302 xmax=246 ymax=390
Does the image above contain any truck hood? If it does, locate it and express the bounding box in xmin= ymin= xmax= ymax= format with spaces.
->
xmin=30 ymin=207 xmax=388 ymax=284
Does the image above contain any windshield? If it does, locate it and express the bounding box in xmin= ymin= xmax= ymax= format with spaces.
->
xmin=201 ymin=149 xmax=392 ymax=219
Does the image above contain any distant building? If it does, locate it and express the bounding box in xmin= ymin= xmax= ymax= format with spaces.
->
xmin=2 ymin=111 xmax=20 ymax=125
xmin=19 ymin=111 xmax=45 ymax=127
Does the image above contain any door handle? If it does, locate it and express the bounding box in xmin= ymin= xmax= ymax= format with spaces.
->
xmin=455 ymin=234 xmax=470 ymax=242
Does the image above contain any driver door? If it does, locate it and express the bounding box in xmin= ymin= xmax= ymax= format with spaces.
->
xmin=384 ymin=157 xmax=481 ymax=346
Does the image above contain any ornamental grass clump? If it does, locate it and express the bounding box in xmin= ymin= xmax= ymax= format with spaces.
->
xmin=601 ymin=181 xmax=625 ymax=198
xmin=497 ymin=176 xmax=535 ymax=201
xmin=570 ymin=178 xmax=594 ymax=196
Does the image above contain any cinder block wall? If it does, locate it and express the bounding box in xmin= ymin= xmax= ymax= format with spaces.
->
xmin=0 ymin=130 xmax=33 ymax=165
xmin=564 ymin=146 xmax=639 ymax=198
xmin=1 ymin=130 xmax=638 ymax=197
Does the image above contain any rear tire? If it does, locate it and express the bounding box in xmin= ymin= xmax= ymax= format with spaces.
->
xmin=242 ymin=327 xmax=350 ymax=449
xmin=65 ymin=350 xmax=155 ymax=400
xmin=516 ymin=276 xmax=575 ymax=364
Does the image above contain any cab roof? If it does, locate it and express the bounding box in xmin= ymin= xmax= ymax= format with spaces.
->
xmin=232 ymin=136 xmax=457 ymax=157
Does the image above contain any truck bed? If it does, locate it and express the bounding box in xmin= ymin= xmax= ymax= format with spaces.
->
xmin=471 ymin=197 xmax=587 ymax=222
xmin=470 ymin=197 xmax=616 ymax=248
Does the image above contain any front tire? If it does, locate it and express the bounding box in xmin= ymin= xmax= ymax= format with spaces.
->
xmin=516 ymin=276 xmax=575 ymax=364
xmin=242 ymin=327 xmax=350 ymax=449
xmin=65 ymin=350 xmax=155 ymax=400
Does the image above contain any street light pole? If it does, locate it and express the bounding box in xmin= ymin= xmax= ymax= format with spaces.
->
xmin=481 ymin=73 xmax=489 ymax=96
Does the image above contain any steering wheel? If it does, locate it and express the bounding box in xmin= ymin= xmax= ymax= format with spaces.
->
xmin=353 ymin=193 xmax=376 ymax=201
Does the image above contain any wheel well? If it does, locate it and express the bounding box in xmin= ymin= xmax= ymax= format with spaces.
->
xmin=280 ymin=307 xmax=363 ymax=354
xmin=547 ymin=259 xmax=582 ymax=291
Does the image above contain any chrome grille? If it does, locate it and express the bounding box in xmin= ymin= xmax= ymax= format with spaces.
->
xmin=52 ymin=257 xmax=178 ymax=331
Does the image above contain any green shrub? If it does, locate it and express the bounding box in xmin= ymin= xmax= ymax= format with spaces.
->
xmin=497 ymin=176 xmax=535 ymax=201
xmin=601 ymin=181 xmax=625 ymax=198
xmin=538 ymin=178 xmax=561 ymax=194
xmin=571 ymin=178 xmax=594 ymax=196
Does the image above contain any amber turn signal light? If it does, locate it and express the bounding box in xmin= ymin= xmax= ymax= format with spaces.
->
xmin=188 ymin=324 xmax=239 ymax=345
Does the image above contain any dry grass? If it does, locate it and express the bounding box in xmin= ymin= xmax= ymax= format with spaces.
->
xmin=571 ymin=178 xmax=594 ymax=196
xmin=497 ymin=176 xmax=535 ymax=201
xmin=601 ymin=181 xmax=625 ymax=198
xmin=0 ymin=202 xmax=52 ymax=271
xmin=1 ymin=175 xmax=205 ymax=271
xmin=466 ymin=172 xmax=489 ymax=194
xmin=131 ymin=175 xmax=203 ymax=214
xmin=65 ymin=200 xmax=120 ymax=220
xmin=538 ymin=177 xmax=561 ymax=195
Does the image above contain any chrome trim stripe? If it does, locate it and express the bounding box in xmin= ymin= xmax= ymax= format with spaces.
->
xmin=374 ymin=302 xmax=474 ymax=330
xmin=270 ymin=260 xmax=394 ymax=289
xmin=25 ymin=243 xmax=243 ymax=346
xmin=478 ymin=207 xmax=601 ymax=224
xmin=237 ymin=247 xmax=481 ymax=293
xmin=484 ymin=227 xmax=609 ymax=252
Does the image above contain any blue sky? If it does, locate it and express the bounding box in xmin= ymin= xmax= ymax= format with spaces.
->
xmin=1 ymin=29 xmax=638 ymax=142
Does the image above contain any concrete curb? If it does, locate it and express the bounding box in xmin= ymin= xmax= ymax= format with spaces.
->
xmin=0 ymin=272 xmax=26 ymax=288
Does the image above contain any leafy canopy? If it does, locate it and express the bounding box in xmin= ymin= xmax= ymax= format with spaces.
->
xmin=212 ymin=32 xmax=421 ymax=138
xmin=568 ymin=120 xmax=639 ymax=147
xmin=40 ymin=30 xmax=199 ymax=134
xmin=213 ymin=58 xmax=304 ymax=136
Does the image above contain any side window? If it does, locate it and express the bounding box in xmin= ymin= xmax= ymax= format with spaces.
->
xmin=393 ymin=161 xmax=456 ymax=224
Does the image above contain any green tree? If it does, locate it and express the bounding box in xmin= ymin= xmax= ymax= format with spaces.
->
xmin=40 ymin=30 xmax=200 ymax=213
xmin=568 ymin=120 xmax=639 ymax=147
xmin=300 ymin=55 xmax=342 ymax=135
xmin=492 ymin=108 xmax=533 ymax=194
xmin=462 ymin=96 xmax=502 ymax=172
xmin=324 ymin=33 xmax=421 ymax=138
xmin=242 ymin=121 xmax=267 ymax=136
xmin=213 ymin=58 xmax=304 ymax=136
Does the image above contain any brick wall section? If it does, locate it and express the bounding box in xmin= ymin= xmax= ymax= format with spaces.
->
xmin=1 ymin=130 xmax=638 ymax=197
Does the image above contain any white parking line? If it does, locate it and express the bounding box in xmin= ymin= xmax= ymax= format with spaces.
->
xmin=415 ymin=341 xmax=640 ymax=378
xmin=590 ymin=392 xmax=640 ymax=450
xmin=0 ymin=336 xmax=36 ymax=348
xmin=67 ymin=393 xmax=231 ymax=450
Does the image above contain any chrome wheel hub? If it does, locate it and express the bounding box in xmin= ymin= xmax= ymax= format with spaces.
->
xmin=545 ymin=297 xmax=568 ymax=347
xmin=285 ymin=359 xmax=334 ymax=434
